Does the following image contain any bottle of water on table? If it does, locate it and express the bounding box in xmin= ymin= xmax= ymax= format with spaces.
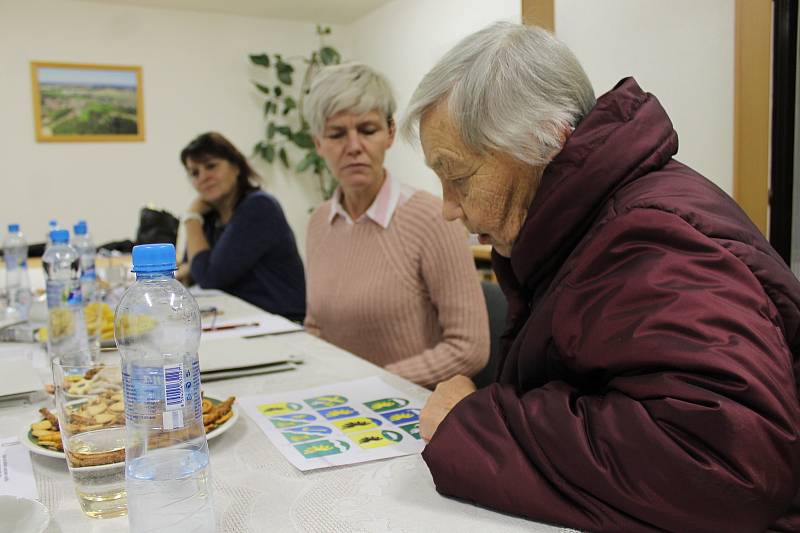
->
xmin=115 ymin=243 xmax=215 ymax=533
xmin=72 ymin=220 xmax=96 ymax=302
xmin=3 ymin=224 xmax=32 ymax=321
xmin=43 ymin=229 xmax=90 ymax=364
xmin=45 ymin=219 xmax=59 ymax=248
xmin=72 ymin=220 xmax=99 ymax=349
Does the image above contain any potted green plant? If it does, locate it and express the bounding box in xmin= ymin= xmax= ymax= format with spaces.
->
xmin=250 ymin=25 xmax=342 ymax=200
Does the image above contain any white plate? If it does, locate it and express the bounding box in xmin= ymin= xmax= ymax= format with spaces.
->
xmin=0 ymin=496 xmax=50 ymax=533
xmin=20 ymin=396 xmax=239 ymax=461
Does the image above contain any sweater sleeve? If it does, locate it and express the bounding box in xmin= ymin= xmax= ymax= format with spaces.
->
xmin=190 ymin=194 xmax=287 ymax=289
xmin=385 ymin=212 xmax=490 ymax=388
xmin=422 ymin=209 xmax=800 ymax=532
xmin=302 ymin=205 xmax=326 ymax=338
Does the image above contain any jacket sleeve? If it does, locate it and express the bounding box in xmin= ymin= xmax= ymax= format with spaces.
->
xmin=190 ymin=195 xmax=288 ymax=289
xmin=385 ymin=216 xmax=489 ymax=388
xmin=422 ymin=209 xmax=800 ymax=533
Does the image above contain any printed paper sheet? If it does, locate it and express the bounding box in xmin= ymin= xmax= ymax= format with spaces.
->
xmin=240 ymin=377 xmax=425 ymax=471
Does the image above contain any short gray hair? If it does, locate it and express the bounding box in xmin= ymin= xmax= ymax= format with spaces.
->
xmin=304 ymin=62 xmax=397 ymax=138
xmin=401 ymin=22 xmax=596 ymax=166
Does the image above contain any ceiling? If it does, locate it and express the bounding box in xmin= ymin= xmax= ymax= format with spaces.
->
xmin=76 ymin=0 xmax=393 ymax=24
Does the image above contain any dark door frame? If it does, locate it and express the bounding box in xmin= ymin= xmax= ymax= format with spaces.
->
xmin=770 ymin=0 xmax=798 ymax=264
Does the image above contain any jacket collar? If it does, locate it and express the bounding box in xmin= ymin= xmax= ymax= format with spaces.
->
xmin=495 ymin=77 xmax=679 ymax=293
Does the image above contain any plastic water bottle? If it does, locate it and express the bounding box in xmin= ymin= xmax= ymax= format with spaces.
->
xmin=3 ymin=224 xmax=32 ymax=321
xmin=45 ymin=220 xmax=59 ymax=248
xmin=115 ymin=243 xmax=215 ymax=533
xmin=72 ymin=221 xmax=97 ymax=302
xmin=42 ymin=229 xmax=91 ymax=363
xmin=72 ymin=221 xmax=99 ymax=349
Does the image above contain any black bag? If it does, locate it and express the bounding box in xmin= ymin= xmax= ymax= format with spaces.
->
xmin=136 ymin=207 xmax=179 ymax=245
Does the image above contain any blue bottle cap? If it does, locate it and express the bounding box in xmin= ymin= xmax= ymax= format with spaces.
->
xmin=8 ymin=224 xmax=19 ymax=233
xmin=131 ymin=243 xmax=177 ymax=273
xmin=50 ymin=229 xmax=69 ymax=244
xmin=73 ymin=222 xmax=87 ymax=235
xmin=49 ymin=220 xmax=57 ymax=227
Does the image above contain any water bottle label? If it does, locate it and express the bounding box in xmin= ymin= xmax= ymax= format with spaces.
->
xmin=45 ymin=280 xmax=82 ymax=308
xmin=121 ymin=361 xmax=201 ymax=429
xmin=191 ymin=359 xmax=202 ymax=420
xmin=122 ymin=367 xmax=162 ymax=424
xmin=163 ymin=410 xmax=184 ymax=431
xmin=164 ymin=363 xmax=185 ymax=411
xmin=80 ymin=263 xmax=97 ymax=282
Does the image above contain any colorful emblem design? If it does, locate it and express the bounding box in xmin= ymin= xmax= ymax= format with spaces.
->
xmin=398 ymin=422 xmax=421 ymax=440
xmin=379 ymin=408 xmax=420 ymax=425
xmin=294 ymin=439 xmax=351 ymax=459
xmin=332 ymin=416 xmax=382 ymax=433
xmin=268 ymin=413 xmax=316 ymax=429
xmin=281 ymin=427 xmax=332 ymax=443
xmin=258 ymin=402 xmax=303 ymax=416
xmin=304 ymin=395 xmax=348 ymax=410
xmin=318 ymin=406 xmax=359 ymax=420
xmin=350 ymin=429 xmax=403 ymax=449
xmin=363 ymin=398 xmax=410 ymax=413
xmin=289 ymin=425 xmax=333 ymax=434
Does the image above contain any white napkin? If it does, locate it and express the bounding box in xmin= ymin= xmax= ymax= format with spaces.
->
xmin=0 ymin=437 xmax=39 ymax=500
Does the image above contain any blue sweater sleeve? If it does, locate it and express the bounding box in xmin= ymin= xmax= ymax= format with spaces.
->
xmin=190 ymin=193 xmax=289 ymax=289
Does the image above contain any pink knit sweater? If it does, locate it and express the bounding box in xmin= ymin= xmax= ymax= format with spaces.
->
xmin=304 ymin=190 xmax=489 ymax=388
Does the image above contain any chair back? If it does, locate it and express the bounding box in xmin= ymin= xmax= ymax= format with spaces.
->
xmin=473 ymin=280 xmax=508 ymax=388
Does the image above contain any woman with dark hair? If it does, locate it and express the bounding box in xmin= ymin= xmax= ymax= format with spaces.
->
xmin=178 ymin=132 xmax=306 ymax=321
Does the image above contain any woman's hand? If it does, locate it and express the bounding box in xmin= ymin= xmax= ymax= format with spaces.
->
xmin=420 ymin=375 xmax=477 ymax=441
xmin=176 ymin=263 xmax=191 ymax=285
xmin=189 ymin=197 xmax=213 ymax=215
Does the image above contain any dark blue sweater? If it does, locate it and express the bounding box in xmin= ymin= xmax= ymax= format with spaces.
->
xmin=190 ymin=190 xmax=306 ymax=321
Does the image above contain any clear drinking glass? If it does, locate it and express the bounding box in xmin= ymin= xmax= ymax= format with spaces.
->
xmin=52 ymin=352 xmax=127 ymax=519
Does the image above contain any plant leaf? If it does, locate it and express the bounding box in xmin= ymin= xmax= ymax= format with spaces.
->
xmin=276 ymin=125 xmax=292 ymax=139
xmin=253 ymin=82 xmax=270 ymax=95
xmin=293 ymin=131 xmax=314 ymax=149
xmin=312 ymin=153 xmax=328 ymax=174
xmin=296 ymin=152 xmax=315 ymax=172
xmin=279 ymin=147 xmax=289 ymax=169
xmin=283 ymin=97 xmax=296 ymax=116
xmin=277 ymin=70 xmax=292 ymax=85
xmin=320 ymin=47 xmax=340 ymax=66
xmin=274 ymin=85 xmax=283 ymax=97
xmin=252 ymin=141 xmax=264 ymax=156
xmin=264 ymin=143 xmax=275 ymax=163
xmin=267 ymin=123 xmax=276 ymax=140
xmin=249 ymin=54 xmax=270 ymax=67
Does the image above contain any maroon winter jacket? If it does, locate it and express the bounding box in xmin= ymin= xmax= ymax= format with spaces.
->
xmin=422 ymin=78 xmax=800 ymax=532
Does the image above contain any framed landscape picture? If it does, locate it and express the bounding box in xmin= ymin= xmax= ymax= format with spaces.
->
xmin=30 ymin=61 xmax=144 ymax=142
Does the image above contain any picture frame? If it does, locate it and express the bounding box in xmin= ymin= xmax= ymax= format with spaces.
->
xmin=30 ymin=61 xmax=145 ymax=142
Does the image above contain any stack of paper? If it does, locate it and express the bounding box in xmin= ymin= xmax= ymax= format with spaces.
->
xmin=198 ymin=337 xmax=302 ymax=382
xmin=201 ymin=313 xmax=302 ymax=341
xmin=0 ymin=348 xmax=41 ymax=401
xmin=0 ymin=438 xmax=39 ymax=499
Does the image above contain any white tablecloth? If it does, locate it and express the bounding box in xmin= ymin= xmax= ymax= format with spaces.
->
xmin=0 ymin=295 xmax=577 ymax=533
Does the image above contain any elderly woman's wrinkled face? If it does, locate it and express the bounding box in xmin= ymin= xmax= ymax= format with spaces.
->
xmin=420 ymin=102 xmax=542 ymax=257
xmin=314 ymin=109 xmax=395 ymax=193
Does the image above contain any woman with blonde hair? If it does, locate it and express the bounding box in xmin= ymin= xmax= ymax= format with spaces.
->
xmin=303 ymin=62 xmax=489 ymax=388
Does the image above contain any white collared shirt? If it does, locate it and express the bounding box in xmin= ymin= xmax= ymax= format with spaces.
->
xmin=327 ymin=170 xmax=416 ymax=229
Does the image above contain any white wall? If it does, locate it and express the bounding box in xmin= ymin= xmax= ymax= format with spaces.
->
xmin=0 ymin=0 xmax=734 ymax=255
xmin=348 ymin=0 xmax=521 ymax=196
xmin=555 ymin=0 xmax=735 ymax=194
xmin=0 ymin=0 xmax=347 ymax=252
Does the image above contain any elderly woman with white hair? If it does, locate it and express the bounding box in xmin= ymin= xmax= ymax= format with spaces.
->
xmin=406 ymin=22 xmax=800 ymax=532
xmin=302 ymin=62 xmax=489 ymax=389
